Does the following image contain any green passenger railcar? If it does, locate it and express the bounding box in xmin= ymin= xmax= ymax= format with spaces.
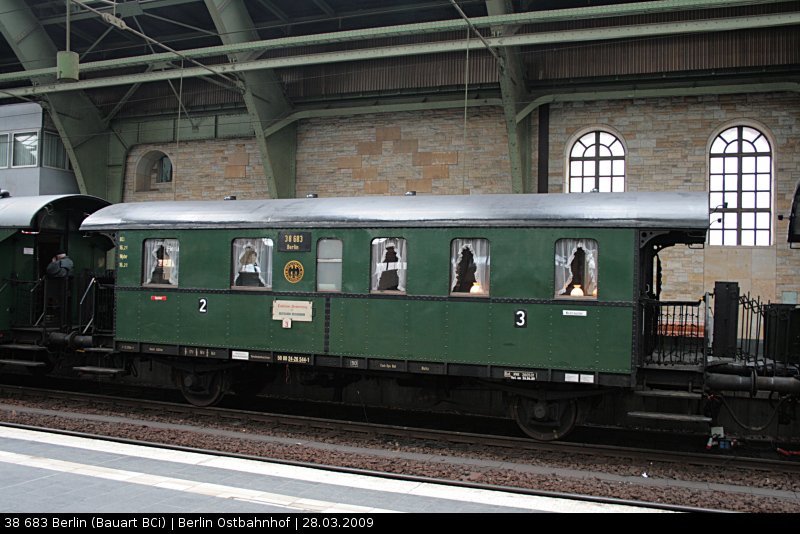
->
xmin=81 ymin=192 xmax=708 ymax=439
xmin=0 ymin=194 xmax=110 ymax=342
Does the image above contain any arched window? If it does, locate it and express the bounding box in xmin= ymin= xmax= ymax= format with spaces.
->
xmin=709 ymin=126 xmax=772 ymax=246
xmin=568 ymin=131 xmax=625 ymax=193
xmin=135 ymin=150 xmax=173 ymax=192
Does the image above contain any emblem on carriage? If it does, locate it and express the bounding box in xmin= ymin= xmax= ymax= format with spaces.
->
xmin=283 ymin=260 xmax=304 ymax=283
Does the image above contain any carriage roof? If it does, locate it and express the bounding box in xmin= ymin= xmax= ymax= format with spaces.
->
xmin=80 ymin=192 xmax=709 ymax=231
xmin=0 ymin=194 xmax=110 ymax=230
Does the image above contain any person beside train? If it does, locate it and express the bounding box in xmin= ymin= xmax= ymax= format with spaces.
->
xmin=46 ymin=252 xmax=73 ymax=278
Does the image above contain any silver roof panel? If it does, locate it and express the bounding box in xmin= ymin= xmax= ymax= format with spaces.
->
xmin=80 ymin=192 xmax=709 ymax=231
xmin=0 ymin=194 xmax=110 ymax=229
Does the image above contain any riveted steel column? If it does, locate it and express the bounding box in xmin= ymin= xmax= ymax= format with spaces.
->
xmin=487 ymin=0 xmax=531 ymax=193
xmin=0 ymin=0 xmax=119 ymax=201
xmin=205 ymin=0 xmax=296 ymax=199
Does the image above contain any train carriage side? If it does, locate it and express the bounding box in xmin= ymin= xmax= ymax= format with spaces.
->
xmin=0 ymin=194 xmax=111 ymax=364
xmin=80 ymin=192 xmax=708 ymax=437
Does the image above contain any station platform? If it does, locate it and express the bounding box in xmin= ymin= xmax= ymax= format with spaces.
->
xmin=0 ymin=425 xmax=665 ymax=514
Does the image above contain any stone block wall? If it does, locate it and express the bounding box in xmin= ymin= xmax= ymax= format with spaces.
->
xmin=295 ymin=108 xmax=512 ymax=197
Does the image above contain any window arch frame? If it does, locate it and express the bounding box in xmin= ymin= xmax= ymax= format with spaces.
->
xmin=565 ymin=128 xmax=627 ymax=194
xmin=134 ymin=149 xmax=174 ymax=192
xmin=707 ymin=122 xmax=774 ymax=247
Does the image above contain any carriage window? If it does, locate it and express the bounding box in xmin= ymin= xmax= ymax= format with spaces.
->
xmin=555 ymin=239 xmax=598 ymax=298
xmin=143 ymin=238 xmax=179 ymax=286
xmin=371 ymin=238 xmax=407 ymax=293
xmin=450 ymin=239 xmax=490 ymax=296
xmin=232 ymin=238 xmax=273 ymax=289
xmin=317 ymin=239 xmax=342 ymax=292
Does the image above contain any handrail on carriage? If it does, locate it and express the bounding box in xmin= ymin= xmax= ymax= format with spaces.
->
xmin=79 ymin=277 xmax=97 ymax=307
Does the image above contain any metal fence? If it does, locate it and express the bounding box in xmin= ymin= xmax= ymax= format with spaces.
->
xmin=641 ymin=298 xmax=707 ymax=366
xmin=641 ymin=292 xmax=799 ymax=373
xmin=9 ymin=278 xmax=44 ymax=327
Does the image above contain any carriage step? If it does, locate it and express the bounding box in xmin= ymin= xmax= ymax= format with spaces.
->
xmin=0 ymin=359 xmax=47 ymax=367
xmin=0 ymin=344 xmax=47 ymax=351
xmin=72 ymin=366 xmax=126 ymax=375
xmin=635 ymin=389 xmax=703 ymax=399
xmin=627 ymin=411 xmax=711 ymax=423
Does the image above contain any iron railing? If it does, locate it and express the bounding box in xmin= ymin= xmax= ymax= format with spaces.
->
xmin=642 ymin=292 xmax=799 ymax=374
xmin=641 ymin=298 xmax=707 ymax=366
xmin=736 ymin=295 xmax=799 ymax=375
xmin=10 ymin=278 xmax=44 ymax=327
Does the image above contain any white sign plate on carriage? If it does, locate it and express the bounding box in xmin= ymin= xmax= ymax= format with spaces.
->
xmin=272 ymin=300 xmax=313 ymax=322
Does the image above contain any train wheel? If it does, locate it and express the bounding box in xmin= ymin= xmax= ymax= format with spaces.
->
xmin=511 ymin=397 xmax=579 ymax=441
xmin=177 ymin=370 xmax=226 ymax=407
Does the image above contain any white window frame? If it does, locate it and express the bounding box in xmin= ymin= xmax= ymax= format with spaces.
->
xmin=317 ymin=238 xmax=343 ymax=292
xmin=0 ymin=133 xmax=9 ymax=168
xmin=11 ymin=130 xmax=39 ymax=168
xmin=231 ymin=238 xmax=273 ymax=290
xmin=554 ymin=238 xmax=599 ymax=299
xmin=142 ymin=238 xmax=180 ymax=287
xmin=370 ymin=237 xmax=407 ymax=294
xmin=42 ymin=131 xmax=71 ymax=171
xmin=566 ymin=129 xmax=626 ymax=193
xmin=450 ymin=238 xmax=490 ymax=297
xmin=708 ymin=124 xmax=773 ymax=247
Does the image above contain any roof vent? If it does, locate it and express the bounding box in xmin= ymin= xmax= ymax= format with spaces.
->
xmin=405 ymin=191 xmax=417 ymax=196
xmin=0 ymin=189 xmax=10 ymax=199
xmin=306 ymin=193 xmax=318 ymax=198
xmin=223 ymin=195 xmax=237 ymax=201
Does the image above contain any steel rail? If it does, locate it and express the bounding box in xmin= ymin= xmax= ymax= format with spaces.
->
xmin=0 ymin=384 xmax=798 ymax=475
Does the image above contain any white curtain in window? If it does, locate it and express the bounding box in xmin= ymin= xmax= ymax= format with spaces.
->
xmin=43 ymin=132 xmax=69 ymax=169
xmin=0 ymin=134 xmax=8 ymax=167
xmin=371 ymin=238 xmax=407 ymax=292
xmin=13 ymin=132 xmax=37 ymax=167
xmin=232 ymin=238 xmax=272 ymax=288
xmin=450 ymin=239 xmax=490 ymax=295
xmin=144 ymin=238 xmax=180 ymax=286
xmin=554 ymin=239 xmax=598 ymax=297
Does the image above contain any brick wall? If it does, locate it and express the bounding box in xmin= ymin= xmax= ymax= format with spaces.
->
xmin=123 ymin=140 xmax=267 ymax=202
xmin=295 ymin=108 xmax=511 ymax=197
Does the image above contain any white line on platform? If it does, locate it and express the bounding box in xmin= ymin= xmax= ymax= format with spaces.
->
xmin=0 ymin=426 xmax=669 ymax=513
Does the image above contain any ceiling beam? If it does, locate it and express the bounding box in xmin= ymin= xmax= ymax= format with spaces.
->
xmin=3 ymin=12 xmax=797 ymax=98
xmin=6 ymin=0 xmax=793 ymax=84
xmin=517 ymin=83 xmax=800 ymax=123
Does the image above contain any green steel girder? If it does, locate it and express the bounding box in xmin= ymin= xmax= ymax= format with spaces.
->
xmin=2 ymin=11 xmax=797 ymax=98
xmin=263 ymin=97 xmax=504 ymax=138
xmin=40 ymin=0 xmax=202 ymax=25
xmin=515 ymin=83 xmax=800 ymax=123
xmin=204 ymin=0 xmax=296 ymax=199
xmin=0 ymin=0 xmax=120 ymax=201
xmin=3 ymin=0 xmax=794 ymax=85
xmin=486 ymin=0 xmax=531 ymax=194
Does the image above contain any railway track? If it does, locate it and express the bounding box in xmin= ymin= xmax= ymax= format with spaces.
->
xmin=1 ymin=383 xmax=798 ymax=476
